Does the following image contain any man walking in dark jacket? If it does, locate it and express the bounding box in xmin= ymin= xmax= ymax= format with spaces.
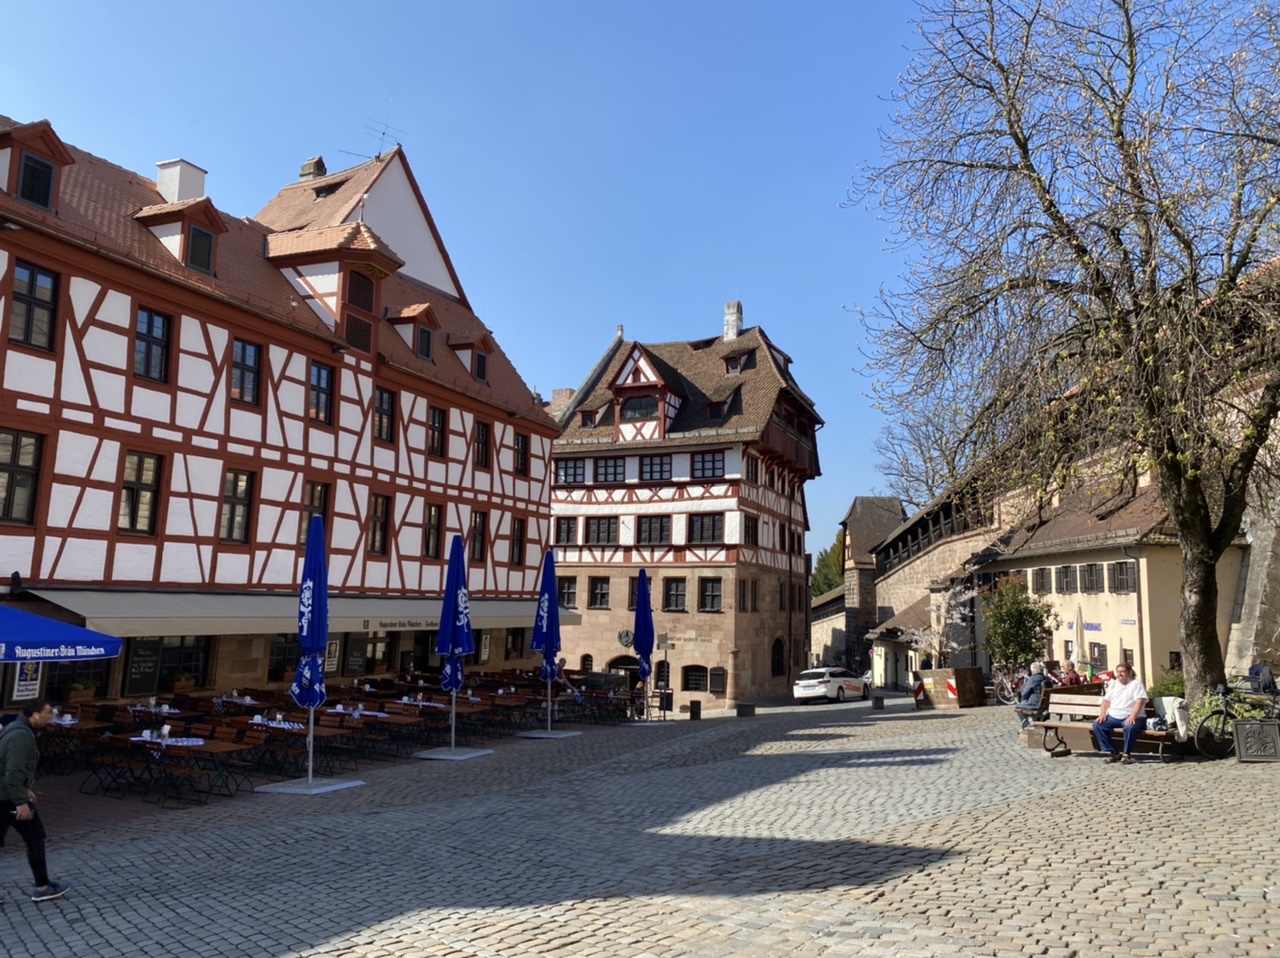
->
xmin=0 ymin=699 xmax=69 ymax=902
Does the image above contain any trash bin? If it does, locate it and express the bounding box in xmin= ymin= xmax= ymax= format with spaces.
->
xmin=689 ymin=699 xmax=702 ymax=720
xmin=872 ymin=696 xmax=884 ymax=710
xmin=659 ymin=690 xmax=674 ymax=713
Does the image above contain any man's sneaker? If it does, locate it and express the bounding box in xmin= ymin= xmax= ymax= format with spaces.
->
xmin=31 ymin=881 xmax=68 ymax=902
xmin=1106 ymin=752 xmax=1123 ymax=763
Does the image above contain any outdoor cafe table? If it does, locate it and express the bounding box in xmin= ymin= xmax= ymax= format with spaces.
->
xmin=41 ymin=718 xmax=112 ymax=773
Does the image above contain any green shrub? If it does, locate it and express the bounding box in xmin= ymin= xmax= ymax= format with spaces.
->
xmin=1147 ymin=668 xmax=1185 ymax=698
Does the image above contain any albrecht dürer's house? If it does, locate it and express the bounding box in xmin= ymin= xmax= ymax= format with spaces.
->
xmin=0 ymin=115 xmax=568 ymax=703
xmin=549 ymin=303 xmax=822 ymax=710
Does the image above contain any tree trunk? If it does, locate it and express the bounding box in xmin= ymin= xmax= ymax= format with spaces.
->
xmin=1179 ymin=545 xmax=1227 ymax=703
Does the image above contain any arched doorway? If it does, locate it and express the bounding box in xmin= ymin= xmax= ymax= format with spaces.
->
xmin=607 ymin=654 xmax=640 ymax=689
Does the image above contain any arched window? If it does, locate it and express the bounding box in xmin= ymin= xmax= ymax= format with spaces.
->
xmin=655 ymin=660 xmax=671 ymax=689
xmin=621 ymin=396 xmax=658 ymax=421
xmin=682 ymin=665 xmax=708 ymax=692
xmin=580 ymin=654 xmax=594 ymax=672
xmin=771 ymin=637 xmax=786 ymax=677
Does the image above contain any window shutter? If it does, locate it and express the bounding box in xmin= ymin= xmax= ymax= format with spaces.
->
xmin=188 ymin=226 xmax=214 ymax=271
xmin=344 ymin=315 xmax=372 ymax=353
xmin=347 ymin=271 xmax=375 ymax=311
xmin=19 ymin=154 xmax=54 ymax=208
xmin=709 ymin=667 xmax=727 ymax=694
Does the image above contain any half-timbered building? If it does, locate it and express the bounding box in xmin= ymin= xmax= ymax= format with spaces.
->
xmin=0 ymin=115 xmax=564 ymax=704
xmin=549 ymin=302 xmax=821 ymax=709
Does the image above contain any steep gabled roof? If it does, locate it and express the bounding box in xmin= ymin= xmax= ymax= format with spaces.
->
xmin=557 ymin=325 xmax=821 ymax=450
xmin=842 ymin=496 xmax=907 ymax=560
xmin=0 ymin=115 xmax=553 ymax=428
xmin=254 ymin=148 xmax=469 ymax=307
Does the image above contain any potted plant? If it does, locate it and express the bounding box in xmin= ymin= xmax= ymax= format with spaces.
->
xmin=164 ymin=671 xmax=196 ymax=693
xmin=65 ymin=679 xmax=97 ymax=704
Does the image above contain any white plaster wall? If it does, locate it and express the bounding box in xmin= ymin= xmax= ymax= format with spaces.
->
xmin=0 ymin=534 xmax=34 ymax=582
xmin=177 ymin=353 xmax=216 ymax=397
xmin=354 ymin=155 xmax=459 ymax=294
xmin=81 ymin=326 xmax=128 ymax=369
xmin=96 ymin=289 xmax=131 ymax=328
xmin=5 ymin=351 xmax=56 ymax=398
xmin=149 ymin=221 xmax=183 ymax=260
xmin=160 ymin=542 xmax=204 ymax=582
xmin=215 ymin=552 xmax=250 ymax=585
xmin=69 ymin=277 xmax=100 ymax=324
xmin=132 ymin=386 xmax=172 ymax=423
xmin=52 ymin=538 xmax=108 ymax=580
xmin=89 ymin=369 xmax=126 ymax=413
xmin=113 ymin=542 xmax=157 ymax=580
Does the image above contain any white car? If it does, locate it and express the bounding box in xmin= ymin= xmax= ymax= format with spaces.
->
xmin=793 ymin=667 xmax=869 ymax=703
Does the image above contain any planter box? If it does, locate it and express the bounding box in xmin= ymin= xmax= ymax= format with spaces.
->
xmin=65 ymin=688 xmax=97 ymax=705
xmin=1234 ymin=720 xmax=1280 ymax=762
xmin=919 ymin=667 xmax=986 ymax=709
xmin=162 ymin=679 xmax=195 ymax=693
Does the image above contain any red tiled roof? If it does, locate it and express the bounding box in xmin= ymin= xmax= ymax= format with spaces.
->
xmin=264 ymin=222 xmax=403 ymax=267
xmin=253 ymin=152 xmax=393 ymax=233
xmin=0 ymin=115 xmax=551 ymax=427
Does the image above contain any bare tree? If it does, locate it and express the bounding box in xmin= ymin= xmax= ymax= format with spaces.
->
xmin=855 ymin=0 xmax=1280 ymax=701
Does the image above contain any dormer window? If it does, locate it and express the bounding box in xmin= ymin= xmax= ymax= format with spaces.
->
xmin=707 ymin=401 xmax=725 ymax=421
xmin=581 ymin=410 xmax=596 ymax=428
xmin=18 ymin=153 xmax=55 ymax=209
xmin=475 ymin=352 xmax=488 ymax=383
xmin=417 ymin=326 xmax=433 ymax=361
xmin=620 ymin=396 xmax=658 ymax=421
xmin=187 ymin=225 xmax=215 ymax=273
xmin=724 ymin=350 xmax=754 ymax=375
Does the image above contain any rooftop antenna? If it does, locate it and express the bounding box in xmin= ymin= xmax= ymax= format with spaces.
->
xmin=362 ymin=100 xmax=410 ymax=159
xmin=339 ymin=101 xmax=411 ymax=163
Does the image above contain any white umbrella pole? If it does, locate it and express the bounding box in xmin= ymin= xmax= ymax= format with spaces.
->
xmin=450 ymin=688 xmax=457 ymax=751
xmin=546 ymin=675 xmax=553 ymax=732
xmin=307 ymin=705 xmax=315 ymax=786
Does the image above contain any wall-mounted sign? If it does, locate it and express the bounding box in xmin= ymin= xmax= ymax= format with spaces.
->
xmin=324 ymin=639 xmax=340 ymax=674
xmin=12 ymin=661 xmax=42 ymax=701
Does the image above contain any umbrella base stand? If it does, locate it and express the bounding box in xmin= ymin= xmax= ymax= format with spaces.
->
xmin=515 ymin=729 xmax=582 ymax=739
xmin=621 ymin=721 xmax=674 ymax=727
xmin=412 ymin=746 xmax=494 ymax=761
xmin=257 ymin=778 xmax=365 ymax=795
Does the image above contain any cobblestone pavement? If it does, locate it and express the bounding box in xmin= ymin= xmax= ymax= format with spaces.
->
xmin=2 ymin=697 xmax=1277 ymax=957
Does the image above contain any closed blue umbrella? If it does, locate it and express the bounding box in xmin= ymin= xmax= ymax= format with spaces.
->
xmin=633 ymin=569 xmax=655 ymax=719
xmin=529 ymin=551 xmax=560 ymax=731
xmin=435 ymin=534 xmax=473 ymax=749
xmin=290 ymin=514 xmax=328 ymax=785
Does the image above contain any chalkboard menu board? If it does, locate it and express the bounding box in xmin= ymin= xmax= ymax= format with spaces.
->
xmin=124 ymin=638 xmax=162 ymax=696
xmin=343 ymin=638 xmax=367 ymax=677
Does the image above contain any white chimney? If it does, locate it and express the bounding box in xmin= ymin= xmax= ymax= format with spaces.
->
xmin=724 ymin=300 xmax=743 ymax=340
xmin=155 ymin=159 xmax=207 ymax=204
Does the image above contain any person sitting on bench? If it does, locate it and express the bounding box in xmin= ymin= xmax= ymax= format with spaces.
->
xmin=1092 ymin=663 xmax=1149 ymax=764
xmin=1014 ymin=662 xmax=1054 ymax=729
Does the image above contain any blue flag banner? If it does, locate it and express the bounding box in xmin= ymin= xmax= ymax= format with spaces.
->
xmin=290 ymin=515 xmax=329 ymax=710
xmin=530 ymin=552 xmax=560 ymax=684
xmin=436 ymin=535 xmax=473 ymax=693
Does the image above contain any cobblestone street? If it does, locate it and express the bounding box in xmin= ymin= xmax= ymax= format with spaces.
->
xmin=2 ymin=697 xmax=1277 ymax=957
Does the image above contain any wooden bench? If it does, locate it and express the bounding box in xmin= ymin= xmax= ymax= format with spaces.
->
xmin=1034 ymin=689 xmax=1180 ymax=762
xmin=1014 ymin=686 xmax=1053 ymax=726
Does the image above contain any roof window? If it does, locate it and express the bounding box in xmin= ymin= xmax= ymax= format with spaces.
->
xmin=18 ymin=153 xmax=54 ymax=209
xmin=187 ymin=225 xmax=215 ymax=273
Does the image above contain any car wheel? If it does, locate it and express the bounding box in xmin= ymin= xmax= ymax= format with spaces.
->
xmin=861 ymin=684 xmax=869 ymax=701
xmin=836 ymin=686 xmax=846 ymax=703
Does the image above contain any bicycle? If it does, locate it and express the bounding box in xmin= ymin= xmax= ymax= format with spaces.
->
xmin=1194 ymin=684 xmax=1280 ymax=759
xmin=990 ymin=666 xmax=1029 ymax=705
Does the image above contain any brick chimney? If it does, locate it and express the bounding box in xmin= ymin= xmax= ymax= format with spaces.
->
xmin=724 ymin=300 xmax=743 ymax=340
xmin=155 ymin=159 xmax=207 ymax=203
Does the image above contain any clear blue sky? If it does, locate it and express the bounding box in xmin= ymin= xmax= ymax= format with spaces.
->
xmin=2 ymin=0 xmax=919 ymax=549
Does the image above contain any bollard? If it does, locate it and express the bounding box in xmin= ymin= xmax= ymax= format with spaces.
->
xmin=689 ymin=699 xmax=702 ymax=720
xmin=736 ymin=703 xmax=756 ymax=718
xmin=872 ymin=696 xmax=885 ymax=710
